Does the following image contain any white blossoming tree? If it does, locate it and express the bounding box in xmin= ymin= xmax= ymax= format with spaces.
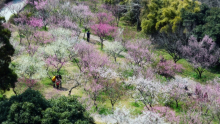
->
xmin=104 ymin=41 xmax=124 ymax=62
xmin=101 ymin=106 xmax=167 ymax=124
xmin=126 ymin=76 xmax=170 ymax=110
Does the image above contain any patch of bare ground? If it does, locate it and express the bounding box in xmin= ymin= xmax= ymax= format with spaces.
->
xmin=43 ymin=81 xmax=83 ymax=99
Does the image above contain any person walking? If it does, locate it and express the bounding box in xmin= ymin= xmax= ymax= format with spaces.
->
xmin=87 ymin=31 xmax=90 ymax=42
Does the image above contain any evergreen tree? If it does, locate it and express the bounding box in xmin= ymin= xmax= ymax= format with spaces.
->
xmin=0 ymin=89 xmax=94 ymax=124
xmin=0 ymin=17 xmax=17 ymax=93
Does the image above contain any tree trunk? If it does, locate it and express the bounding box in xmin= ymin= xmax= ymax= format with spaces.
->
xmin=94 ymin=101 xmax=98 ymax=110
xmin=44 ymin=25 xmax=47 ymax=31
xmin=100 ymin=38 xmax=104 ymax=50
xmin=175 ymin=99 xmax=178 ymax=108
xmin=112 ymin=104 xmax=114 ymax=111
xmin=68 ymin=84 xmax=79 ymax=96
xmin=114 ymin=57 xmax=117 ymax=62
xmin=199 ymin=71 xmax=202 ymax=78
xmin=149 ymin=103 xmax=152 ymax=109
xmin=145 ymin=105 xmax=150 ymax=110
xmin=19 ymin=35 xmax=22 ymax=44
xmin=13 ymin=88 xmax=17 ymax=96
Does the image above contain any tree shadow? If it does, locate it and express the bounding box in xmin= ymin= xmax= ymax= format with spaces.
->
xmin=54 ymin=87 xmax=68 ymax=91
xmin=209 ymin=63 xmax=220 ymax=74
xmin=88 ymin=39 xmax=97 ymax=45
xmin=59 ymin=87 xmax=68 ymax=91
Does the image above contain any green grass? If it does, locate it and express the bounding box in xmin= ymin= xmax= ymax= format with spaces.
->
xmin=105 ymin=36 xmax=114 ymax=41
xmin=121 ymin=69 xmax=134 ymax=78
xmin=98 ymin=106 xmax=113 ymax=115
xmin=38 ymin=26 xmax=49 ymax=31
xmin=155 ymin=74 xmax=169 ymax=83
xmin=23 ymin=4 xmax=33 ymax=11
xmin=118 ymin=54 xmax=125 ymax=58
xmin=3 ymin=89 xmax=15 ymax=99
xmin=130 ymin=102 xmax=145 ymax=115
xmin=154 ymin=48 xmax=220 ymax=83
xmin=165 ymin=100 xmax=185 ymax=113
xmin=40 ymin=78 xmax=52 ymax=87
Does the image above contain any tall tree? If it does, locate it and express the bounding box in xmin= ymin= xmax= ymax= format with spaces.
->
xmin=0 ymin=17 xmax=17 ymax=94
xmin=141 ymin=0 xmax=201 ymax=34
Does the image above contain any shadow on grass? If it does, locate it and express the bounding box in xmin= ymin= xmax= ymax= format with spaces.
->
xmin=55 ymin=87 xmax=68 ymax=91
xmin=209 ymin=64 xmax=220 ymax=74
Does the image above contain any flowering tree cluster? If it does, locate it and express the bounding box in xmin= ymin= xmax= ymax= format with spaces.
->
xmin=102 ymin=4 xmax=126 ymax=27
xmin=101 ymin=106 xmax=166 ymax=124
xmin=156 ymin=57 xmax=183 ymax=78
xmin=181 ymin=35 xmax=220 ymax=78
xmin=126 ymin=39 xmax=153 ymax=67
xmin=74 ymin=41 xmax=125 ymax=110
xmin=91 ymin=12 xmax=117 ymax=50
xmin=14 ymin=55 xmax=47 ymax=90
xmin=71 ymin=4 xmax=93 ymax=26
xmin=125 ymin=76 xmax=169 ymax=110
xmin=41 ymin=28 xmax=77 ymax=79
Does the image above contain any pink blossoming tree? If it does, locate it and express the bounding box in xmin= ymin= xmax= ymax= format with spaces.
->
xmin=157 ymin=57 xmax=183 ymax=78
xmin=181 ymin=35 xmax=220 ymax=78
xmin=91 ymin=23 xmax=116 ymax=50
xmin=126 ymin=39 xmax=153 ymax=67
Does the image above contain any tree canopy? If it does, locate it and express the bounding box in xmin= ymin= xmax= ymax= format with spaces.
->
xmin=0 ymin=89 xmax=94 ymax=124
xmin=141 ymin=0 xmax=201 ymax=34
xmin=0 ymin=17 xmax=17 ymax=93
xmin=181 ymin=4 xmax=220 ymax=46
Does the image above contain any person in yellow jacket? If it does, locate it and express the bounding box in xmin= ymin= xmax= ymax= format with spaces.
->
xmin=52 ymin=75 xmax=62 ymax=89
xmin=52 ymin=76 xmax=57 ymax=88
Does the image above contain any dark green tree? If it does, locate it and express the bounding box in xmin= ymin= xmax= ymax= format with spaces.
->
xmin=0 ymin=89 xmax=50 ymax=123
xmin=0 ymin=17 xmax=17 ymax=94
xmin=42 ymin=96 xmax=95 ymax=124
xmin=181 ymin=4 xmax=220 ymax=46
xmin=0 ymin=89 xmax=94 ymax=124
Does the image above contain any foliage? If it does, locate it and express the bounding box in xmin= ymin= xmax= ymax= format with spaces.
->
xmin=0 ymin=89 xmax=50 ymax=123
xmin=150 ymin=25 xmax=188 ymax=63
xmin=181 ymin=4 xmax=220 ymax=46
xmin=197 ymin=0 xmax=220 ymax=8
xmin=141 ymin=0 xmax=201 ymax=34
xmin=0 ymin=89 xmax=94 ymax=124
xmin=42 ymin=96 xmax=95 ymax=124
xmin=122 ymin=0 xmax=142 ymax=31
xmin=0 ymin=17 xmax=17 ymax=93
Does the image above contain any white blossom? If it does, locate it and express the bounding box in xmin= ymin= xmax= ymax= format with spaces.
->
xmin=97 ymin=67 xmax=119 ymax=79
xmin=104 ymin=41 xmax=124 ymax=61
xmin=101 ymin=106 xmax=167 ymax=124
xmin=15 ymin=55 xmax=47 ymax=79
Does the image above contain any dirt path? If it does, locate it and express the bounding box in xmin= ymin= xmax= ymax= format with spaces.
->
xmin=43 ymin=81 xmax=82 ymax=99
xmin=79 ymin=33 xmax=128 ymax=57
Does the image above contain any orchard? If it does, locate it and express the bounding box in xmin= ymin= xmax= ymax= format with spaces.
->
xmin=0 ymin=0 xmax=220 ymax=123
